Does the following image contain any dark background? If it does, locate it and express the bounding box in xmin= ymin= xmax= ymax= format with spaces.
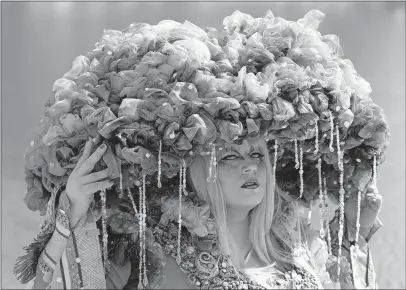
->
xmin=2 ymin=2 xmax=405 ymax=288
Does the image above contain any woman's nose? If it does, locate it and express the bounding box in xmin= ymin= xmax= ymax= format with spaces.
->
xmin=242 ymin=163 xmax=257 ymax=174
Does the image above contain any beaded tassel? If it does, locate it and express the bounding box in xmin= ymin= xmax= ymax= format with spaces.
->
xmin=323 ymin=176 xmax=332 ymax=255
xmin=100 ymin=189 xmax=110 ymax=272
xmin=307 ymin=208 xmax=312 ymax=223
xmin=142 ymin=175 xmax=148 ymax=287
xmin=206 ymin=144 xmax=217 ymax=182
xmin=373 ymin=154 xmax=378 ymax=187
xmin=329 ymin=111 xmax=335 ymax=152
xmin=119 ymin=172 xmax=124 ymax=199
xmin=138 ymin=181 xmax=144 ymax=290
xmin=335 ymin=123 xmax=345 ymax=281
xmin=294 ymin=139 xmax=299 ymax=169
xmin=317 ymin=158 xmax=325 ymax=238
xmin=157 ymin=140 xmax=162 ymax=188
xmin=212 ymin=146 xmax=217 ymax=180
xmin=127 ymin=188 xmax=139 ymax=215
xmin=299 ymin=144 xmax=304 ymax=198
xmin=314 ymin=121 xmax=319 ymax=155
xmin=177 ymin=160 xmax=185 ymax=264
xmin=207 ymin=148 xmax=213 ymax=182
xmin=182 ymin=159 xmax=188 ymax=196
xmin=273 ymin=140 xmax=278 ymax=190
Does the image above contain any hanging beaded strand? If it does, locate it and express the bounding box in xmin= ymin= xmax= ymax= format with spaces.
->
xmin=299 ymin=143 xmax=304 ymax=199
xmin=157 ymin=140 xmax=162 ymax=188
xmin=142 ymin=174 xmax=148 ymax=287
xmin=329 ymin=111 xmax=335 ymax=152
xmin=323 ymin=176 xmax=332 ymax=255
xmin=177 ymin=160 xmax=185 ymax=264
xmin=374 ymin=153 xmax=380 ymax=184
xmin=317 ymin=158 xmax=325 ymax=238
xmin=273 ymin=140 xmax=278 ymax=190
xmin=119 ymin=172 xmax=124 ymax=199
xmin=138 ymin=181 xmax=144 ymax=290
xmin=335 ymin=123 xmax=345 ymax=281
xmin=182 ymin=159 xmax=188 ymax=196
xmin=127 ymin=187 xmax=138 ymax=215
xmin=206 ymin=145 xmax=214 ymax=182
xmin=373 ymin=153 xmax=378 ymax=187
xmin=294 ymin=139 xmax=299 ymax=169
xmin=100 ymin=189 xmax=110 ymax=272
xmin=212 ymin=146 xmax=217 ymax=181
xmin=314 ymin=120 xmax=319 ymax=155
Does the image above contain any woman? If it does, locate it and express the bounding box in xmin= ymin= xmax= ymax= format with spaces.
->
xmin=14 ymin=8 xmax=388 ymax=290
xmin=24 ymin=134 xmax=382 ymax=289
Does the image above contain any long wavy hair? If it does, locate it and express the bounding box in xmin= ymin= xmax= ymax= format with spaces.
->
xmin=186 ymin=139 xmax=321 ymax=286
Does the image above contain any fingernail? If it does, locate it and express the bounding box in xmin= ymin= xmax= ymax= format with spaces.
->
xmin=100 ymin=143 xmax=106 ymax=149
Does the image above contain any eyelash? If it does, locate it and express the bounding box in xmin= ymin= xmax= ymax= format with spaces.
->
xmin=222 ymin=152 xmax=264 ymax=160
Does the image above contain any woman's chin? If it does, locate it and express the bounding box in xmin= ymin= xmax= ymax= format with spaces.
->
xmin=238 ymin=187 xmax=265 ymax=203
xmin=240 ymin=186 xmax=262 ymax=194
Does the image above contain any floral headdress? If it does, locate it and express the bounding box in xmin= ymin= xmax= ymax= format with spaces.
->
xmin=16 ymin=9 xmax=389 ymax=287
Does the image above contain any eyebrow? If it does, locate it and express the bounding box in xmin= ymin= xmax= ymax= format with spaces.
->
xmin=225 ymin=144 xmax=261 ymax=155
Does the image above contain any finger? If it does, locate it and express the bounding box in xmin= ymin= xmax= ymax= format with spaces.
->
xmin=82 ymin=179 xmax=114 ymax=195
xmin=80 ymin=168 xmax=110 ymax=185
xmin=76 ymin=138 xmax=93 ymax=169
xmin=366 ymin=184 xmax=378 ymax=194
xmin=366 ymin=193 xmax=383 ymax=211
xmin=78 ymin=143 xmax=107 ymax=176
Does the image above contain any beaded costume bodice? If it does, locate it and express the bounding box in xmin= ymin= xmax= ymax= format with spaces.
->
xmin=153 ymin=220 xmax=321 ymax=290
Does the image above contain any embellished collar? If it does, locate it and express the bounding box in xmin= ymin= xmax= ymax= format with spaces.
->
xmin=152 ymin=219 xmax=321 ymax=289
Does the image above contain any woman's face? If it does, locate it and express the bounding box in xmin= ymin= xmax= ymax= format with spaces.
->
xmin=216 ymin=137 xmax=268 ymax=210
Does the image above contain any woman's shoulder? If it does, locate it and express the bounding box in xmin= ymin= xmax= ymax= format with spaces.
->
xmin=161 ymin=254 xmax=193 ymax=289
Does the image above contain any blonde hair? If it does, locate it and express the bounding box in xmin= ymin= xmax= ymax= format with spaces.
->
xmin=187 ymin=140 xmax=321 ymax=286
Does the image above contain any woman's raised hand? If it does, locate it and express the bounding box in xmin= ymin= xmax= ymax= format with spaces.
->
xmin=344 ymin=179 xmax=383 ymax=241
xmin=66 ymin=137 xmax=114 ymax=228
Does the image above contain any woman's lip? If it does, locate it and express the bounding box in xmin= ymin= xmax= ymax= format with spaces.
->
xmin=241 ymin=184 xmax=259 ymax=189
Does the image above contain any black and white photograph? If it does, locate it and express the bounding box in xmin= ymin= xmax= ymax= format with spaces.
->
xmin=1 ymin=1 xmax=405 ymax=289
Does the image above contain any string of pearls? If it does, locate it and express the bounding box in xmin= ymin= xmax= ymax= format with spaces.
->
xmin=299 ymin=143 xmax=304 ymax=199
xmin=138 ymin=183 xmax=143 ymax=289
xmin=182 ymin=159 xmax=188 ymax=196
xmin=329 ymin=111 xmax=335 ymax=152
xmin=317 ymin=158 xmax=325 ymax=238
xmin=177 ymin=160 xmax=186 ymax=264
xmin=100 ymin=189 xmax=110 ymax=272
xmin=142 ymin=175 xmax=148 ymax=287
xmin=373 ymin=154 xmax=378 ymax=187
xmin=207 ymin=144 xmax=217 ymax=182
xmin=294 ymin=139 xmax=299 ymax=169
xmin=127 ymin=188 xmax=138 ymax=215
xmin=157 ymin=140 xmax=162 ymax=188
xmin=207 ymin=146 xmax=214 ymax=182
xmin=119 ymin=172 xmax=124 ymax=199
xmin=314 ymin=121 xmax=319 ymax=155
xmin=336 ymin=123 xmax=345 ymax=281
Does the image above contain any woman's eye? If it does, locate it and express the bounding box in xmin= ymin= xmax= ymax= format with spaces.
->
xmin=251 ymin=152 xmax=263 ymax=158
xmin=222 ymin=153 xmax=263 ymax=160
xmin=223 ymin=155 xmax=238 ymax=160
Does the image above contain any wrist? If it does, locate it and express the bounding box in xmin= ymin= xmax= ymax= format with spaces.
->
xmin=346 ymin=222 xmax=372 ymax=242
xmin=60 ymin=190 xmax=89 ymax=229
